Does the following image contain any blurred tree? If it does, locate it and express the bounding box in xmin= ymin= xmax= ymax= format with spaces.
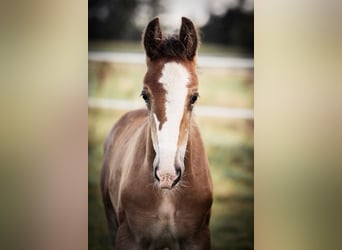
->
xmin=89 ymin=0 xmax=140 ymax=40
xmin=89 ymin=0 xmax=254 ymax=55
xmin=202 ymin=5 xmax=254 ymax=55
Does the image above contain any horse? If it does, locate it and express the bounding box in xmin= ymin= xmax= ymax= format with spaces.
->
xmin=100 ymin=17 xmax=213 ymax=250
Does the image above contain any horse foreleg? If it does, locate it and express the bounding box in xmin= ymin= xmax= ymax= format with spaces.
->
xmin=103 ymin=203 xmax=118 ymax=249
xmin=115 ymin=222 xmax=142 ymax=250
xmin=181 ymin=227 xmax=211 ymax=250
xmin=100 ymin=160 xmax=118 ymax=249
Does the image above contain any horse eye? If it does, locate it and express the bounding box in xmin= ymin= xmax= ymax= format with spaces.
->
xmin=140 ymin=91 xmax=149 ymax=103
xmin=190 ymin=93 xmax=199 ymax=104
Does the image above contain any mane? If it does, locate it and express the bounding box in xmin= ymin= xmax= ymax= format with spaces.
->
xmin=144 ymin=34 xmax=199 ymax=61
xmin=160 ymin=35 xmax=186 ymax=59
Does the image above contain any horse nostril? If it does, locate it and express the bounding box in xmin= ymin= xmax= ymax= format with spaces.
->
xmin=172 ymin=168 xmax=182 ymax=187
xmin=176 ymin=168 xmax=181 ymax=177
xmin=154 ymin=167 xmax=160 ymax=182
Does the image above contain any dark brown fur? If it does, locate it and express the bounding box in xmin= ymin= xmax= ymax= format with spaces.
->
xmin=143 ymin=17 xmax=199 ymax=61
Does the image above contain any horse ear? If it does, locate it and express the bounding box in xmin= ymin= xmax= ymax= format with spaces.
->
xmin=179 ymin=17 xmax=198 ymax=59
xmin=143 ymin=17 xmax=162 ymax=59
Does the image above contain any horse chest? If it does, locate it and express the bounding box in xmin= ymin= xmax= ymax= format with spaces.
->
xmin=127 ymin=195 xmax=176 ymax=241
xmin=118 ymin=180 xmax=211 ymax=249
xmin=154 ymin=196 xmax=176 ymax=233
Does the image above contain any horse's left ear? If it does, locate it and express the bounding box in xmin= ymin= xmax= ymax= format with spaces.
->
xmin=179 ymin=17 xmax=198 ymax=60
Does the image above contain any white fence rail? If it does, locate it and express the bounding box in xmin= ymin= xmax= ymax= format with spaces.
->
xmin=88 ymin=51 xmax=254 ymax=69
xmin=88 ymin=52 xmax=254 ymax=119
xmin=88 ymin=98 xmax=254 ymax=120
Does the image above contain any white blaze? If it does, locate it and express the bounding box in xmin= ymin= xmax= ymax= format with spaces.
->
xmin=154 ymin=62 xmax=189 ymax=173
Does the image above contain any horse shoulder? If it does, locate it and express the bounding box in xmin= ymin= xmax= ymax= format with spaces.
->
xmin=189 ymin=120 xmax=213 ymax=202
xmin=102 ymin=109 xmax=149 ymax=209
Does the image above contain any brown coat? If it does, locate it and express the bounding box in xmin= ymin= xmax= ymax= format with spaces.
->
xmin=101 ymin=109 xmax=212 ymax=249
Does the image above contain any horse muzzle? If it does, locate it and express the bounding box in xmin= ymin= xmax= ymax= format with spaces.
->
xmin=154 ymin=167 xmax=181 ymax=189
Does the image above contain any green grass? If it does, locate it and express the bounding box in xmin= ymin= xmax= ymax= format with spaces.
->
xmin=89 ymin=63 xmax=145 ymax=102
xmin=89 ymin=41 xmax=145 ymax=53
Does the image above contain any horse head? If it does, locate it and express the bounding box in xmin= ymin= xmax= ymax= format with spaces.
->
xmin=142 ymin=17 xmax=200 ymax=189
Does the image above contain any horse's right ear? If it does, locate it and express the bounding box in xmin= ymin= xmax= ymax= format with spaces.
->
xmin=143 ymin=17 xmax=162 ymax=59
xmin=179 ymin=17 xmax=198 ymax=60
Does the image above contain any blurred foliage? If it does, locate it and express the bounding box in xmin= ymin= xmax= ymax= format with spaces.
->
xmin=88 ymin=0 xmax=253 ymax=54
xmin=89 ymin=0 xmax=141 ymax=40
xmin=201 ymin=8 xmax=254 ymax=54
